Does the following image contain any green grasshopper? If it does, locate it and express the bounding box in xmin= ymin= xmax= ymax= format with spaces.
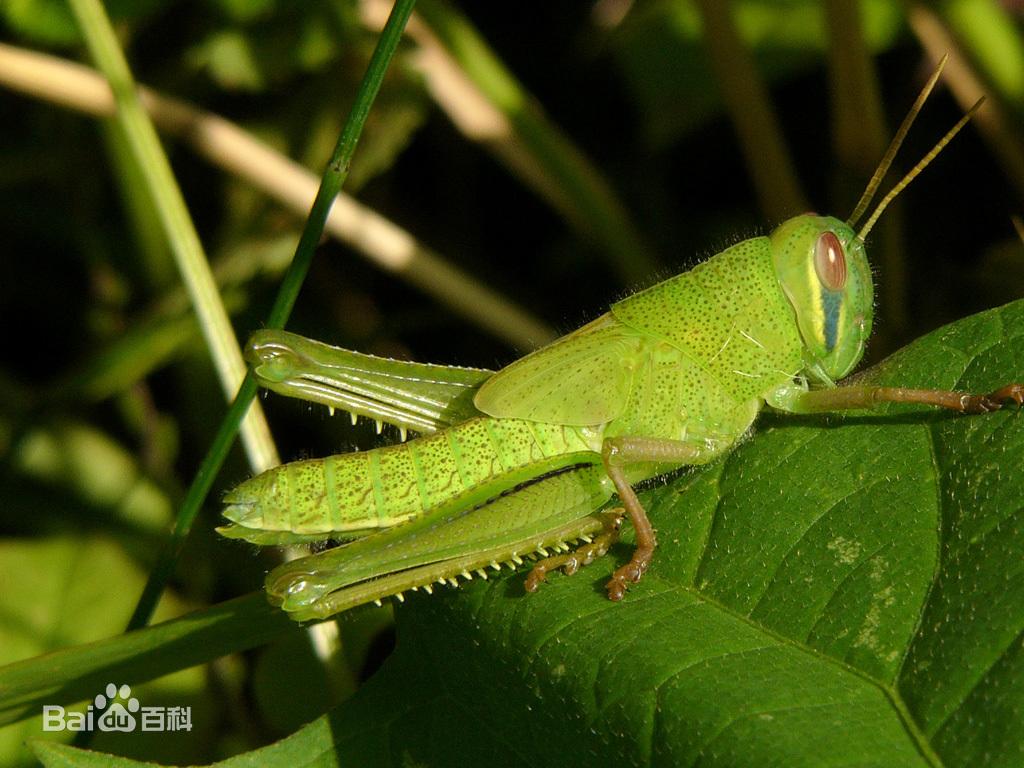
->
xmin=220 ymin=62 xmax=1022 ymax=622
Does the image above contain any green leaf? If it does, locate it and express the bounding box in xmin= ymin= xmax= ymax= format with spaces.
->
xmin=33 ymin=300 xmax=1024 ymax=765
xmin=0 ymin=593 xmax=295 ymax=730
xmin=0 ymin=536 xmax=200 ymax=766
xmin=33 ymin=741 xmax=160 ymax=768
xmin=231 ymin=299 xmax=1023 ymax=766
xmin=1 ymin=0 xmax=166 ymax=46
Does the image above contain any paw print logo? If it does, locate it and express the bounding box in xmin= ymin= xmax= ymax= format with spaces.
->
xmin=96 ymin=683 xmax=139 ymax=732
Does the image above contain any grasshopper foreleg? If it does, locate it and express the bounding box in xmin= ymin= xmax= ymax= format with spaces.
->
xmin=779 ymin=382 xmax=1024 ymax=414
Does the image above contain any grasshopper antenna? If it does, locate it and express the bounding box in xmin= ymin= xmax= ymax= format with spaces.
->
xmin=857 ymin=96 xmax=984 ymax=241
xmin=847 ymin=54 xmax=948 ymax=228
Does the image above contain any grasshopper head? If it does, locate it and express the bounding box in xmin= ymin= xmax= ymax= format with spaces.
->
xmin=769 ymin=214 xmax=873 ymax=385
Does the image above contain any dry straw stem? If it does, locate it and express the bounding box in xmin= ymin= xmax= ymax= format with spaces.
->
xmin=0 ymin=43 xmax=554 ymax=351
xmin=363 ymin=0 xmax=659 ymax=284
xmin=823 ymin=0 xmax=908 ymax=343
xmin=692 ymin=0 xmax=809 ymax=221
xmin=67 ymin=0 xmax=278 ymax=473
xmin=908 ymin=2 xmax=1024 ymax=203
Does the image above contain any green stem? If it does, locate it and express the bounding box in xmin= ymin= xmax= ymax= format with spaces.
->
xmin=0 ymin=594 xmax=295 ymax=729
xmin=823 ymin=0 xmax=907 ymax=349
xmin=124 ymin=0 xmax=418 ymax=634
xmin=67 ymin=0 xmax=279 ymax=473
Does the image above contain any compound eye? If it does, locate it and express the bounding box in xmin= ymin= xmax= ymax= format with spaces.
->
xmin=814 ymin=231 xmax=847 ymax=291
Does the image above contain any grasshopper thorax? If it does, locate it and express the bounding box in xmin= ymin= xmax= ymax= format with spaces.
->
xmin=769 ymin=214 xmax=873 ymax=385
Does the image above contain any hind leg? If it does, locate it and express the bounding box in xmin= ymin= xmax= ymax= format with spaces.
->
xmin=524 ymin=509 xmax=626 ymax=592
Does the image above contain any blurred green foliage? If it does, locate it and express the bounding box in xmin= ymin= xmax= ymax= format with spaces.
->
xmin=1 ymin=0 xmax=1024 ymax=765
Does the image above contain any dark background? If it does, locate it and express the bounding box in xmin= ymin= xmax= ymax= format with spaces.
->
xmin=1 ymin=0 xmax=1022 ymax=762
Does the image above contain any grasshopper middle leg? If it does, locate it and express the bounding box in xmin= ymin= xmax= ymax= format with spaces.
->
xmin=526 ymin=437 xmax=711 ymax=600
xmin=601 ymin=437 xmax=710 ymax=600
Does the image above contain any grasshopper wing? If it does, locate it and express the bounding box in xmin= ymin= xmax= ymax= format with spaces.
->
xmin=474 ymin=314 xmax=641 ymax=426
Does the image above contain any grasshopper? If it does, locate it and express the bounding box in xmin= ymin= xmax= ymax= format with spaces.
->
xmin=220 ymin=61 xmax=1022 ymax=622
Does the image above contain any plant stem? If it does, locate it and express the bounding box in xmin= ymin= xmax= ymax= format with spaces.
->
xmin=67 ymin=0 xmax=280 ymax=473
xmin=124 ymin=0 xmax=419 ymax=633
